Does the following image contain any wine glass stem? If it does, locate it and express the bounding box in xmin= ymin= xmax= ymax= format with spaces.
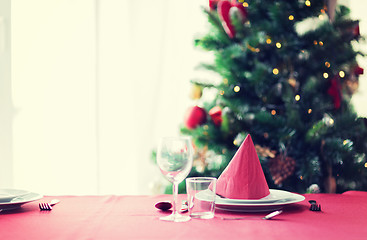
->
xmin=172 ymin=182 xmax=179 ymax=215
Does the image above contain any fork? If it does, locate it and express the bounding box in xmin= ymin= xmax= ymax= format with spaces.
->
xmin=309 ymin=200 xmax=321 ymax=211
xmin=39 ymin=199 xmax=60 ymax=211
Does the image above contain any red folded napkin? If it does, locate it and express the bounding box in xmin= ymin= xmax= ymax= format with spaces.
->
xmin=215 ymin=134 xmax=270 ymax=199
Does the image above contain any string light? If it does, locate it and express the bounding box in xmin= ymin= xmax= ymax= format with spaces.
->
xmin=305 ymin=0 xmax=311 ymax=7
xmin=308 ymin=109 xmax=312 ymax=114
xmin=271 ymin=110 xmax=276 ymax=115
xmin=289 ymin=15 xmax=294 ymax=21
xmin=233 ymin=140 xmax=238 ymax=145
xmin=266 ymin=38 xmax=272 ymax=44
xmin=223 ymin=78 xmax=228 ymax=85
xmin=234 ymin=86 xmax=240 ymax=92
xmin=295 ymin=95 xmax=301 ymax=101
xmin=364 ymin=162 xmax=367 ymax=168
xmin=323 ymin=72 xmax=329 ymax=78
xmin=276 ymin=42 xmax=282 ymax=48
xmin=242 ymin=2 xmax=249 ymax=7
xmin=219 ymin=90 xmax=225 ymax=95
xmin=319 ymin=41 xmax=324 ymax=46
xmin=339 ymin=71 xmax=345 ymax=78
xmin=313 ymin=40 xmax=318 ymax=45
xmin=300 ymin=175 xmax=304 ymax=180
xmin=325 ymin=62 xmax=331 ymax=68
xmin=273 ymin=68 xmax=279 ymax=75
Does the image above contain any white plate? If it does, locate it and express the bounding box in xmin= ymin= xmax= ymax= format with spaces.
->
xmin=0 ymin=189 xmax=31 ymax=202
xmin=196 ymin=189 xmax=305 ymax=212
xmin=0 ymin=189 xmax=42 ymax=210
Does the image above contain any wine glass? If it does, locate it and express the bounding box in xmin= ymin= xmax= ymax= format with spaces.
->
xmin=157 ymin=136 xmax=194 ymax=222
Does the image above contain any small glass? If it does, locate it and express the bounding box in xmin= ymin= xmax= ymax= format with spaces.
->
xmin=186 ymin=177 xmax=217 ymax=219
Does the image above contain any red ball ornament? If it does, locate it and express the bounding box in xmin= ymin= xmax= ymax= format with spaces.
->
xmin=184 ymin=106 xmax=207 ymax=129
xmin=209 ymin=106 xmax=222 ymax=127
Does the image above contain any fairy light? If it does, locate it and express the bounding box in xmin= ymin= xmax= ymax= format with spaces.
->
xmin=305 ymin=0 xmax=311 ymax=7
xmin=234 ymin=85 xmax=240 ymax=92
xmin=323 ymin=72 xmax=329 ymax=78
xmin=319 ymin=41 xmax=324 ymax=46
xmin=219 ymin=90 xmax=225 ymax=95
xmin=295 ymin=94 xmax=301 ymax=101
xmin=266 ymin=38 xmax=272 ymax=44
xmin=313 ymin=40 xmax=318 ymax=45
xmin=271 ymin=110 xmax=276 ymax=115
xmin=300 ymin=175 xmax=304 ymax=180
xmin=308 ymin=109 xmax=312 ymax=114
xmin=233 ymin=140 xmax=238 ymax=145
xmin=289 ymin=15 xmax=294 ymax=21
xmin=319 ymin=14 xmax=325 ymax=20
xmin=242 ymin=2 xmax=249 ymax=7
xmin=339 ymin=71 xmax=345 ymax=78
xmin=364 ymin=162 xmax=367 ymax=168
xmin=273 ymin=68 xmax=279 ymax=75
xmin=276 ymin=42 xmax=282 ymax=48
xmin=343 ymin=140 xmax=348 ymax=145
xmin=325 ymin=62 xmax=331 ymax=68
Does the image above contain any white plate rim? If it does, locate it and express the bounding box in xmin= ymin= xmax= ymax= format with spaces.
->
xmin=215 ymin=189 xmax=305 ymax=205
xmin=0 ymin=189 xmax=31 ymax=202
xmin=0 ymin=189 xmax=42 ymax=208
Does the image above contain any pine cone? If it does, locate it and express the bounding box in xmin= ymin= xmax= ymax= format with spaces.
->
xmin=268 ymin=154 xmax=296 ymax=185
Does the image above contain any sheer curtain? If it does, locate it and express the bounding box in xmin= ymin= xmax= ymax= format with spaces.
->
xmin=10 ymin=0 xmax=208 ymax=195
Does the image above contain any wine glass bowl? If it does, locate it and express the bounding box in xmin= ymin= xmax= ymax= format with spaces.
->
xmin=157 ymin=136 xmax=193 ymax=222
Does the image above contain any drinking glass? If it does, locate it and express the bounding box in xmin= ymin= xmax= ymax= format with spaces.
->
xmin=157 ymin=136 xmax=193 ymax=222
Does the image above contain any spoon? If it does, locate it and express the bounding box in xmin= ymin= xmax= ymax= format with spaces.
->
xmin=220 ymin=210 xmax=283 ymax=220
xmin=155 ymin=201 xmax=188 ymax=212
xmin=155 ymin=201 xmax=172 ymax=211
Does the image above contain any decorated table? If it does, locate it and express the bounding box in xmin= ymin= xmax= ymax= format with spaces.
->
xmin=0 ymin=191 xmax=366 ymax=240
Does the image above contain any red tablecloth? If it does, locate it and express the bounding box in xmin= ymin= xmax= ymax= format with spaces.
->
xmin=0 ymin=191 xmax=366 ymax=240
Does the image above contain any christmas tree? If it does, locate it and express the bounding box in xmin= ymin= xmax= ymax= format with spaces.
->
xmin=180 ymin=0 xmax=367 ymax=194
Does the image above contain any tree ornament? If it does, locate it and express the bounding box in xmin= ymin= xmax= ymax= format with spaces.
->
xmin=268 ymin=154 xmax=296 ymax=185
xmin=209 ymin=106 xmax=222 ymax=127
xmin=189 ymin=84 xmax=203 ymax=100
xmin=255 ymin=145 xmax=276 ymax=158
xmin=193 ymin=145 xmax=208 ymax=173
xmin=307 ymin=184 xmax=321 ymax=193
xmin=327 ymin=76 xmax=342 ymax=109
xmin=218 ymin=0 xmax=248 ymax=38
xmin=354 ymin=65 xmax=364 ymax=75
xmin=184 ymin=106 xmax=207 ymax=129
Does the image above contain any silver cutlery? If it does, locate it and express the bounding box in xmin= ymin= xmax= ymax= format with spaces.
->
xmin=220 ymin=210 xmax=283 ymax=220
xmin=155 ymin=200 xmax=188 ymax=213
xmin=39 ymin=199 xmax=60 ymax=211
xmin=309 ymin=200 xmax=321 ymax=211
